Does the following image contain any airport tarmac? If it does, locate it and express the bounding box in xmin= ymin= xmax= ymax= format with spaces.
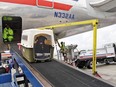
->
xmin=81 ymin=62 xmax=116 ymax=85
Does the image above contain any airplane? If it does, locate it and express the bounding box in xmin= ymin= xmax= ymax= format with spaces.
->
xmin=0 ymin=0 xmax=116 ymax=51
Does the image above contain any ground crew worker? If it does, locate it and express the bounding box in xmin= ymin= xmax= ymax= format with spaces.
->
xmin=3 ymin=24 xmax=14 ymax=42
xmin=57 ymin=41 xmax=68 ymax=62
xmin=61 ymin=42 xmax=68 ymax=62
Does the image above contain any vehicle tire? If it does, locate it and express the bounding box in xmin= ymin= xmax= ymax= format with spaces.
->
xmin=104 ymin=59 xmax=110 ymax=65
xmin=78 ymin=65 xmax=84 ymax=68
xmin=75 ymin=59 xmax=84 ymax=68
xmin=113 ymin=57 xmax=116 ymax=62
xmin=86 ymin=60 xmax=92 ymax=69
xmin=75 ymin=59 xmax=80 ymax=67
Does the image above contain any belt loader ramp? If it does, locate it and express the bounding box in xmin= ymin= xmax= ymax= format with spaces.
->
xmin=10 ymin=44 xmax=115 ymax=87
xmin=1 ymin=19 xmax=115 ymax=87
xmin=19 ymin=19 xmax=98 ymax=74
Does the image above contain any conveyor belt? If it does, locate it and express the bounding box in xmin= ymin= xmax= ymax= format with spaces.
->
xmin=11 ymin=44 xmax=114 ymax=87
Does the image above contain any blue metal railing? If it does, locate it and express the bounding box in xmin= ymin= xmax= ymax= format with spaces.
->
xmin=11 ymin=49 xmax=43 ymax=87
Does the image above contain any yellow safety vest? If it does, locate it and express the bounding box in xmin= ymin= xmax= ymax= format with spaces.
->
xmin=3 ymin=28 xmax=8 ymax=39
xmin=60 ymin=44 xmax=67 ymax=53
xmin=8 ymin=28 xmax=13 ymax=35
xmin=3 ymin=27 xmax=14 ymax=42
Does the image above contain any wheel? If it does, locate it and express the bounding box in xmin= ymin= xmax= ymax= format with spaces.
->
xmin=75 ymin=59 xmax=84 ymax=68
xmin=113 ymin=57 xmax=116 ymax=62
xmin=86 ymin=60 xmax=92 ymax=69
xmin=75 ymin=59 xmax=80 ymax=67
xmin=104 ymin=59 xmax=110 ymax=65
xmin=78 ymin=65 xmax=84 ymax=68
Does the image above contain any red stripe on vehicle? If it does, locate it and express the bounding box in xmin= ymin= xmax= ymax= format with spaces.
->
xmin=0 ymin=0 xmax=72 ymax=11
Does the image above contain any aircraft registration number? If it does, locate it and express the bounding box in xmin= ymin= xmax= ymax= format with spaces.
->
xmin=54 ymin=12 xmax=74 ymax=19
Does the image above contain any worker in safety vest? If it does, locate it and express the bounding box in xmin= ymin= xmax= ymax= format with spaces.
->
xmin=3 ymin=24 xmax=14 ymax=42
xmin=57 ymin=41 xmax=68 ymax=62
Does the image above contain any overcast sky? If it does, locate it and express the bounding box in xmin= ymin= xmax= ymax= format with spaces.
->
xmin=58 ymin=24 xmax=116 ymax=50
